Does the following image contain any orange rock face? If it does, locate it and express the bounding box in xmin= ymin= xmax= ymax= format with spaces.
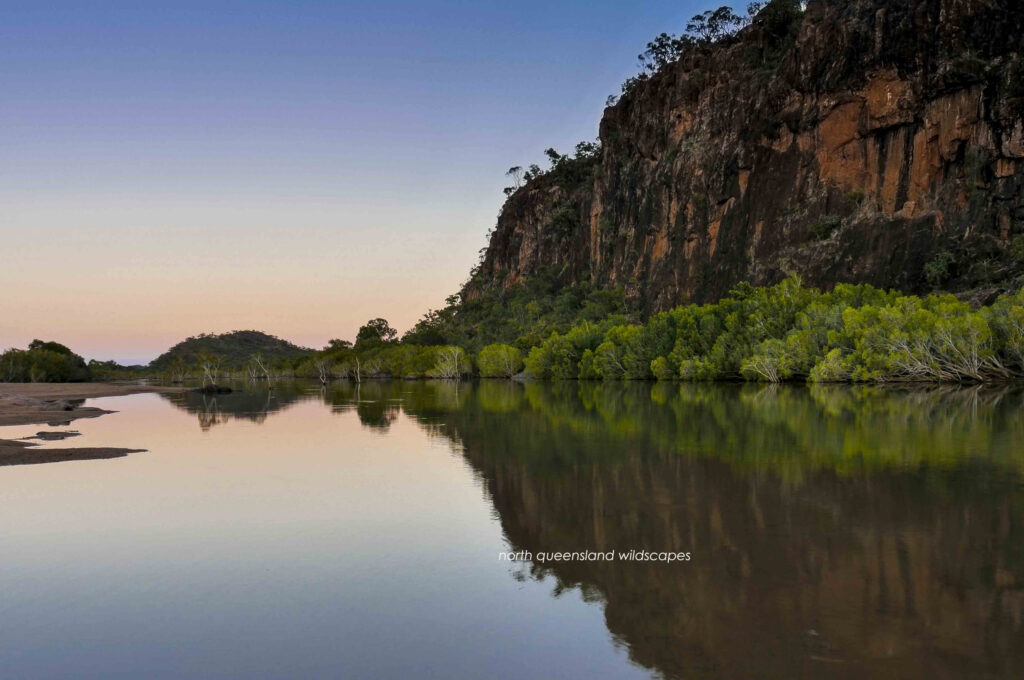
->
xmin=467 ymin=0 xmax=1024 ymax=310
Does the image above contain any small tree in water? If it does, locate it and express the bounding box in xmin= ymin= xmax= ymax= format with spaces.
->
xmin=196 ymin=351 xmax=223 ymax=386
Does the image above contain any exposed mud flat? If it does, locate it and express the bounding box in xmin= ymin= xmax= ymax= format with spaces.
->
xmin=0 ymin=383 xmax=185 ymax=466
xmin=0 ymin=437 xmax=140 ymax=467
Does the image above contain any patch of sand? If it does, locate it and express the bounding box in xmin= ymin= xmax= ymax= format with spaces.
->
xmin=0 ymin=382 xmax=185 ymax=401
xmin=0 ymin=437 xmax=140 ymax=467
xmin=0 ymin=382 xmax=185 ymax=466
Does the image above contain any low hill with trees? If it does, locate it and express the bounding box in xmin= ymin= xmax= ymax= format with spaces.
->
xmin=149 ymin=330 xmax=313 ymax=372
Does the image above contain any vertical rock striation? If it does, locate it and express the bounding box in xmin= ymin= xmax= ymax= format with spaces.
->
xmin=467 ymin=0 xmax=1024 ymax=311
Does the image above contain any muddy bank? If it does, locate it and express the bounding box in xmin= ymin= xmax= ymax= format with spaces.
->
xmin=0 ymin=383 xmax=185 ymax=466
xmin=0 ymin=382 xmax=185 ymax=402
xmin=0 ymin=383 xmax=184 ymax=427
xmin=0 ymin=437 xmax=141 ymax=467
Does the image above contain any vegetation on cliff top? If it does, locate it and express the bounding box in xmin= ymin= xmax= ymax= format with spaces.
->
xmin=612 ymin=1 xmax=803 ymax=103
xmin=502 ymin=141 xmax=602 ymax=197
xmin=494 ymin=3 xmax=803 ymax=201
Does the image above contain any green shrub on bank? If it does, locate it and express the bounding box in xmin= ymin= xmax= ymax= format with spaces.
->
xmin=525 ymin=322 xmax=605 ymax=379
xmin=109 ymin=278 xmax=1024 ymax=386
xmin=520 ymin=277 xmax=1024 ymax=384
xmin=296 ymin=343 xmax=471 ymax=380
xmin=401 ymin=267 xmax=635 ymax=354
xmin=594 ymin=325 xmax=653 ymax=379
xmin=427 ymin=347 xmax=470 ymax=379
xmin=478 ymin=344 xmax=524 ymax=378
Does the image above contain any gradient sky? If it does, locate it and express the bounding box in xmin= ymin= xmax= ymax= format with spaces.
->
xmin=2 ymin=0 xmax=720 ymax=364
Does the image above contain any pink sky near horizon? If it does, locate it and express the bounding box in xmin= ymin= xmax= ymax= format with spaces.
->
xmin=0 ymin=194 xmax=492 ymax=364
xmin=0 ymin=0 xmax=721 ymax=364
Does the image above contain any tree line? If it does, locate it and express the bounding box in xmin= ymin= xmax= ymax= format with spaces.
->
xmin=521 ymin=277 xmax=1024 ymax=383
xmin=9 ymin=277 xmax=1024 ymax=385
xmin=1 ymin=340 xmax=91 ymax=382
xmin=203 ymin=278 xmax=1024 ymax=385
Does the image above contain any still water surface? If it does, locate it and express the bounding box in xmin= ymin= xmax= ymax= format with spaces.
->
xmin=2 ymin=380 xmax=1023 ymax=679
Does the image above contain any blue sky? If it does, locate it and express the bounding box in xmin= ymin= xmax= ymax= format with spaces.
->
xmin=1 ymin=0 xmax=728 ymax=363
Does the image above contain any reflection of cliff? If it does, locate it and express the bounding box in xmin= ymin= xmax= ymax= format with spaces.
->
xmin=158 ymin=380 xmax=470 ymax=432
xmin=155 ymin=378 xmax=1024 ymax=675
xmin=428 ymin=382 xmax=1024 ymax=679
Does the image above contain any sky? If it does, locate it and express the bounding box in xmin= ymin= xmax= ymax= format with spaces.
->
xmin=1 ymin=0 xmax=719 ymax=364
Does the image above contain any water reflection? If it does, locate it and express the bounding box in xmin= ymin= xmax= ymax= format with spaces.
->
xmin=163 ymin=384 xmax=305 ymax=430
xmin=159 ymin=379 xmax=1024 ymax=678
xmin=444 ymin=382 xmax=1024 ymax=679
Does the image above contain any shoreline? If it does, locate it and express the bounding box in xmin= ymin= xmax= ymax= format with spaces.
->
xmin=0 ymin=383 xmax=186 ymax=466
xmin=0 ymin=382 xmax=186 ymax=403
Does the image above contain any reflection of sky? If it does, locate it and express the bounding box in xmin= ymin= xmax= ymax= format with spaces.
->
xmin=0 ymin=0 xmax=720 ymax=364
xmin=0 ymin=393 xmax=650 ymax=679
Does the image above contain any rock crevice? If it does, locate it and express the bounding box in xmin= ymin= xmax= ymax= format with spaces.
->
xmin=467 ymin=0 xmax=1024 ymax=310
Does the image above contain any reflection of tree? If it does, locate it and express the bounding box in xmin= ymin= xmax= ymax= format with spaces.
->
xmin=321 ymin=380 xmax=472 ymax=432
xmin=196 ymin=395 xmax=228 ymax=431
xmin=354 ymin=383 xmax=399 ymax=431
xmin=472 ymin=443 xmax=1024 ymax=677
xmin=157 ymin=378 xmax=1024 ymax=676
xmin=475 ymin=381 xmax=524 ymax=413
xmin=161 ymin=379 xmax=1024 ymax=480
xmin=160 ymin=381 xmax=314 ymax=430
xmin=320 ymin=382 xmax=396 ymax=430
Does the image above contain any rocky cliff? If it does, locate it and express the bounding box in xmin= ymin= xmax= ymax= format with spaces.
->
xmin=467 ymin=0 xmax=1024 ymax=311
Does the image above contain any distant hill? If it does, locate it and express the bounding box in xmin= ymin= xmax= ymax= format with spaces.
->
xmin=149 ymin=330 xmax=313 ymax=370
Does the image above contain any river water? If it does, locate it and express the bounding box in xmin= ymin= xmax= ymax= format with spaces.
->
xmin=1 ymin=380 xmax=1022 ymax=679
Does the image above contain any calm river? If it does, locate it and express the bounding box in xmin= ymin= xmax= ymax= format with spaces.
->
xmin=1 ymin=380 xmax=1022 ymax=679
